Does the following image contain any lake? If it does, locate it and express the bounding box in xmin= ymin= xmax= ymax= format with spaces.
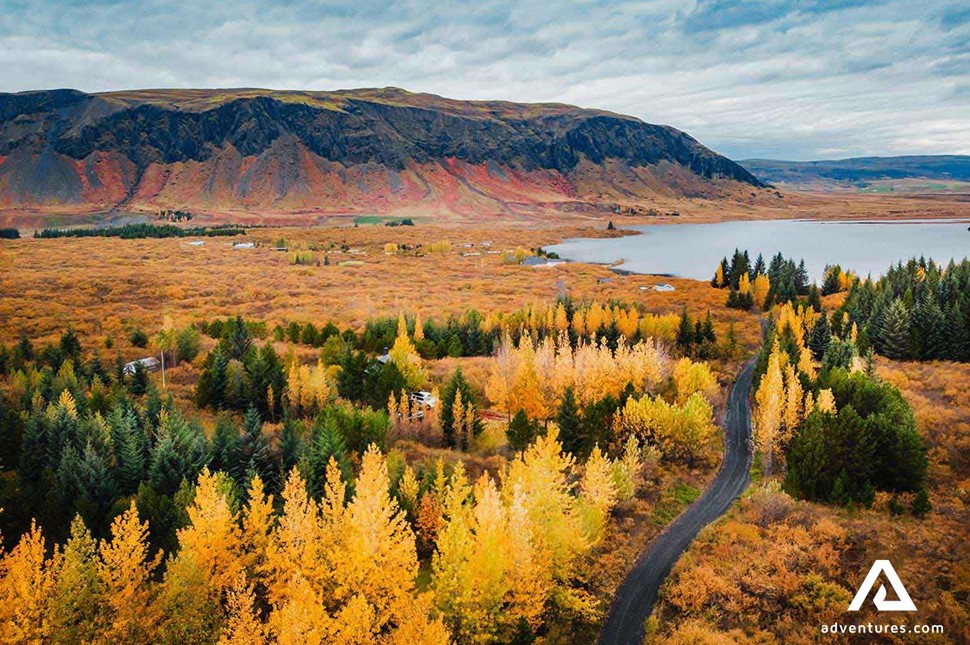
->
xmin=545 ymin=219 xmax=970 ymax=281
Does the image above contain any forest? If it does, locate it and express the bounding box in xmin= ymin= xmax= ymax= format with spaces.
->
xmin=0 ymin=289 xmax=726 ymax=644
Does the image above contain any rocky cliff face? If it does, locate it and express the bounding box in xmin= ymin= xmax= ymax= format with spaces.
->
xmin=0 ymin=87 xmax=762 ymax=216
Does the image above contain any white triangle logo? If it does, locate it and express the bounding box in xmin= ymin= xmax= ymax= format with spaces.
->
xmin=848 ymin=560 xmax=917 ymax=612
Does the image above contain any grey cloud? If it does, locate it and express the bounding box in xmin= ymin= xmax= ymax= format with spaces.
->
xmin=0 ymin=0 xmax=967 ymax=159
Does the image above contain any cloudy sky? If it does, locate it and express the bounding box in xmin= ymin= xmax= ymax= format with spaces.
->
xmin=1 ymin=0 xmax=967 ymax=160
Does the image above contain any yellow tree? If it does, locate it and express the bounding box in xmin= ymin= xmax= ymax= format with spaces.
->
xmin=713 ymin=263 xmax=725 ymax=288
xmin=333 ymin=445 xmax=442 ymax=639
xmin=98 ymin=501 xmax=161 ymax=644
xmin=738 ymin=272 xmax=751 ymax=296
xmin=414 ymin=311 xmax=425 ymax=341
xmin=168 ymin=469 xmax=244 ymax=596
xmin=152 ymin=314 xmax=178 ymax=388
xmin=389 ymin=314 xmax=426 ymax=390
xmin=218 ymin=577 xmax=268 ymax=645
xmin=240 ymin=475 xmax=275 ymax=588
xmin=579 ymin=447 xmax=617 ymax=545
xmin=570 ymin=309 xmax=586 ymax=338
xmin=751 ymin=274 xmax=770 ymax=310
xmin=0 ymin=522 xmax=57 ymax=643
xmin=816 ymin=388 xmax=837 ymax=414
xmin=504 ymin=429 xmax=591 ymax=615
xmin=782 ymin=364 xmax=803 ymax=437
xmin=672 ymin=357 xmax=717 ymax=403
xmin=612 ymin=307 xmax=637 ymax=340
xmin=264 ymin=470 xmax=333 ymax=641
xmin=51 ymin=516 xmax=103 ymax=644
xmin=754 ymin=340 xmax=785 ymax=477
xmin=553 ymin=303 xmax=569 ymax=333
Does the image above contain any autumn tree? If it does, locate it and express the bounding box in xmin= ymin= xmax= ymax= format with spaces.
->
xmin=97 ymin=501 xmax=161 ymax=643
xmin=754 ymin=339 xmax=785 ymax=477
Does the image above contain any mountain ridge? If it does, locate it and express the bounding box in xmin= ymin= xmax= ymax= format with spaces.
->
xmin=0 ymin=87 xmax=763 ymax=217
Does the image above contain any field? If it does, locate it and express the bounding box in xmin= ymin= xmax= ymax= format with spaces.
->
xmin=0 ymin=222 xmax=764 ymax=360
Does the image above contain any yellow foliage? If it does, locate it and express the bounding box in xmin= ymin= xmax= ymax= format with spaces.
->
xmin=616 ymin=392 xmax=717 ymax=463
xmin=486 ymin=333 xmax=667 ymax=420
xmin=751 ymin=273 xmax=770 ymax=310
xmin=638 ymin=313 xmax=680 ymax=343
xmin=753 ymin=339 xmax=785 ymax=477
xmin=98 ymin=502 xmax=160 ymax=643
xmin=672 ymin=357 xmax=717 ymax=403
xmin=816 ymin=388 xmax=836 ymax=414
xmin=0 ymin=522 xmax=57 ymax=643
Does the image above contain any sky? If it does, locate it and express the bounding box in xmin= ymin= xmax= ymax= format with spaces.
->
xmin=0 ymin=0 xmax=967 ymax=160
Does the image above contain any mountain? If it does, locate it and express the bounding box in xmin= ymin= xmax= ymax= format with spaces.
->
xmin=741 ymin=155 xmax=970 ymax=193
xmin=0 ymin=87 xmax=762 ymax=218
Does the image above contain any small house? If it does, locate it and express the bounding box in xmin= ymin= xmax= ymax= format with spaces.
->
xmin=123 ymin=356 xmax=161 ymax=375
xmin=233 ymin=242 xmax=256 ymax=249
xmin=654 ymin=283 xmax=676 ymax=292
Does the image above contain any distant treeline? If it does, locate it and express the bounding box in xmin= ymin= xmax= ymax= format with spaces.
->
xmin=34 ymin=223 xmax=246 ymax=239
xmin=0 ymin=228 xmax=20 ymax=239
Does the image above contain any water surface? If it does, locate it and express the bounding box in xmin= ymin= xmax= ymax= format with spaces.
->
xmin=546 ymin=219 xmax=970 ymax=281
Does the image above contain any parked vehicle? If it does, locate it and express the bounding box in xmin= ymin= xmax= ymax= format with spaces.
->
xmin=409 ymin=391 xmax=438 ymax=408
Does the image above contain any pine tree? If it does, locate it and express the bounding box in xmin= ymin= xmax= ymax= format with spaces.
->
xmin=507 ymin=409 xmax=539 ymax=452
xmin=440 ymin=368 xmax=478 ymax=448
xmin=209 ymin=416 xmax=241 ymax=476
xmin=556 ymin=387 xmax=583 ymax=457
xmin=299 ymin=417 xmax=349 ymax=500
xmin=676 ymin=309 xmax=693 ymax=352
xmin=149 ymin=408 xmax=209 ymax=496
xmin=278 ymin=419 xmax=304 ymax=475
xmin=809 ymin=312 xmax=831 ymax=360
xmin=236 ymin=408 xmax=273 ymax=490
xmin=877 ymin=298 xmax=911 ymax=359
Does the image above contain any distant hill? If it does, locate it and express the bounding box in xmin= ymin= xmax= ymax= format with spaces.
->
xmin=740 ymin=155 xmax=970 ymax=192
xmin=0 ymin=87 xmax=763 ymax=218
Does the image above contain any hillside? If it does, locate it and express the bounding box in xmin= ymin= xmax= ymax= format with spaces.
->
xmin=741 ymin=155 xmax=970 ymax=193
xmin=0 ymin=87 xmax=762 ymax=219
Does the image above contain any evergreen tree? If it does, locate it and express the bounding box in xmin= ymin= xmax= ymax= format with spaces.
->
xmin=440 ymin=368 xmax=478 ymax=448
xmin=111 ymin=407 xmax=147 ymax=496
xmin=279 ymin=419 xmax=305 ymax=476
xmin=556 ymin=387 xmax=583 ymax=457
xmin=148 ymin=409 xmax=208 ymax=496
xmin=676 ymin=309 xmax=693 ymax=352
xmin=877 ymin=298 xmax=912 ymax=360
xmin=911 ymin=488 xmax=931 ymax=518
xmin=224 ymin=315 xmax=253 ymax=361
xmin=337 ymin=350 xmax=369 ymax=402
xmin=506 ymin=409 xmax=539 ymax=452
xmin=809 ymin=313 xmax=832 ymax=360
xmin=300 ymin=416 xmax=349 ymax=499
xmin=235 ymin=408 xmax=273 ymax=490
xmin=208 ymin=416 xmax=240 ymax=475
